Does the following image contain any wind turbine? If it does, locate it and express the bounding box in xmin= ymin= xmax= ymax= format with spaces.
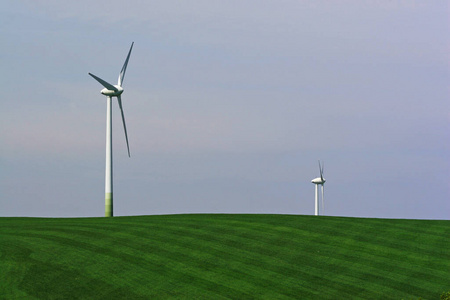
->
xmin=89 ymin=42 xmax=134 ymax=217
xmin=311 ymin=160 xmax=325 ymax=216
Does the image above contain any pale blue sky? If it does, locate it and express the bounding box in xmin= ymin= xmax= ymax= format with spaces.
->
xmin=1 ymin=1 xmax=449 ymax=219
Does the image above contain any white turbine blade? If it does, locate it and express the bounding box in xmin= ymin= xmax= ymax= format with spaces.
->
xmin=89 ymin=73 xmax=118 ymax=91
xmin=118 ymin=42 xmax=134 ymax=87
xmin=318 ymin=160 xmax=323 ymax=181
xmin=321 ymin=185 xmax=325 ymax=214
xmin=117 ymin=95 xmax=130 ymax=157
xmin=321 ymin=162 xmax=324 ymax=178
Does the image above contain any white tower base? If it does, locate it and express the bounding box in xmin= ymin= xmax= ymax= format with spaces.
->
xmin=105 ymin=96 xmax=113 ymax=217
xmin=314 ymin=184 xmax=319 ymax=216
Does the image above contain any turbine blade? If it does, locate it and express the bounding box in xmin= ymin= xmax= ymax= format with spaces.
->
xmin=118 ymin=42 xmax=134 ymax=87
xmin=117 ymin=95 xmax=130 ymax=157
xmin=318 ymin=160 xmax=322 ymax=181
xmin=322 ymin=162 xmax=324 ymax=176
xmin=89 ymin=73 xmax=118 ymax=91
xmin=321 ymin=185 xmax=325 ymax=214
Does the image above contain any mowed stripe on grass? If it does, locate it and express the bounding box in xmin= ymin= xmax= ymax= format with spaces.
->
xmin=0 ymin=214 xmax=449 ymax=299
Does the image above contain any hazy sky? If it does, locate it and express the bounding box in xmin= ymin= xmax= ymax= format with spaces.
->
xmin=1 ymin=1 xmax=449 ymax=219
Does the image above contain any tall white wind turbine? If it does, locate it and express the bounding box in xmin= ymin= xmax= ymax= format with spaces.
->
xmin=89 ymin=42 xmax=134 ymax=217
xmin=311 ymin=160 xmax=326 ymax=216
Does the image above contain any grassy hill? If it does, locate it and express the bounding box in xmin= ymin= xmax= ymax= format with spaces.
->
xmin=0 ymin=214 xmax=449 ymax=299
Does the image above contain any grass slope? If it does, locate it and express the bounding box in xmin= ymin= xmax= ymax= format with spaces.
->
xmin=0 ymin=214 xmax=449 ymax=299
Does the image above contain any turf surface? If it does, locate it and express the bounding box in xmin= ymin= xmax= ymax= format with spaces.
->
xmin=0 ymin=214 xmax=449 ymax=299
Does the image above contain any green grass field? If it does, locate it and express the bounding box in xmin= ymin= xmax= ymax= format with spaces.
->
xmin=1 ymin=214 xmax=449 ymax=299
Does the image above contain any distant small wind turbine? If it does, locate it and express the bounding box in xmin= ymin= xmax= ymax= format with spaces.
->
xmin=89 ymin=42 xmax=134 ymax=217
xmin=311 ymin=160 xmax=326 ymax=216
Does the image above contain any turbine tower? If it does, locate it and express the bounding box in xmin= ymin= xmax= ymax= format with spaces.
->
xmin=89 ymin=42 xmax=134 ymax=217
xmin=311 ymin=160 xmax=325 ymax=216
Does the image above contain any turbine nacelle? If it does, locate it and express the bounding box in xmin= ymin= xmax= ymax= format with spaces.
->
xmin=311 ymin=177 xmax=325 ymax=184
xmin=101 ymin=86 xmax=124 ymax=97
